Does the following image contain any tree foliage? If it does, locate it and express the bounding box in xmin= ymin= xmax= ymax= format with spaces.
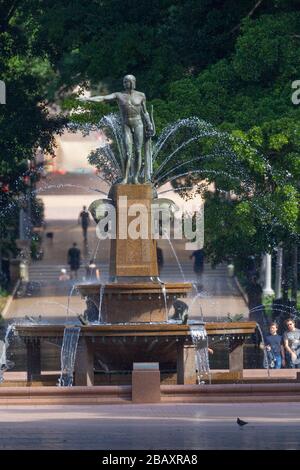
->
xmin=0 ymin=1 xmax=64 ymax=261
xmin=148 ymin=7 xmax=300 ymax=265
xmin=1 ymin=0 xmax=300 ymax=272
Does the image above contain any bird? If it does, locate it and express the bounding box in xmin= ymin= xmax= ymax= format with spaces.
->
xmin=237 ymin=417 xmax=248 ymax=427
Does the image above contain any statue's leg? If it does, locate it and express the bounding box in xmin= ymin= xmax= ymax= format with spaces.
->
xmin=132 ymin=122 xmax=144 ymax=184
xmin=121 ymin=126 xmax=133 ymax=184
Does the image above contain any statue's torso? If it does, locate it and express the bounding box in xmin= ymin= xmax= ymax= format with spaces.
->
xmin=117 ymin=91 xmax=144 ymax=125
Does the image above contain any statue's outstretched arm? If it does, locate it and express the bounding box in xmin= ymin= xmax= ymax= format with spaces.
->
xmin=78 ymin=93 xmax=117 ymax=103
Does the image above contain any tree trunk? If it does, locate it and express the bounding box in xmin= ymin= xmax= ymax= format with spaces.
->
xmin=291 ymin=244 xmax=298 ymax=303
xmin=275 ymin=245 xmax=283 ymax=299
xmin=282 ymin=246 xmax=289 ymax=302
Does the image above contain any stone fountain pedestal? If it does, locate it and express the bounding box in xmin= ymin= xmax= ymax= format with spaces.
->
xmin=78 ymin=183 xmax=192 ymax=324
xmin=77 ymin=282 xmax=191 ymax=323
xmin=109 ymin=184 xmax=158 ymax=277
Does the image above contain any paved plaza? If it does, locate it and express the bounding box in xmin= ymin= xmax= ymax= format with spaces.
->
xmin=0 ymin=402 xmax=299 ymax=450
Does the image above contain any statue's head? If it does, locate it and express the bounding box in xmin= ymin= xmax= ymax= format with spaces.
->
xmin=123 ymin=74 xmax=136 ymax=90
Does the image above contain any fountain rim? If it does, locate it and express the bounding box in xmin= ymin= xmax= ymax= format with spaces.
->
xmin=76 ymin=282 xmax=193 ymax=294
xmin=15 ymin=321 xmax=257 ymax=337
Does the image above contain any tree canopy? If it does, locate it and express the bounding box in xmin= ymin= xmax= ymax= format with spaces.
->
xmin=1 ymin=0 xmax=300 ymax=275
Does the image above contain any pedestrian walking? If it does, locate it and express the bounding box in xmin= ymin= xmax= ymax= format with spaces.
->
xmin=86 ymin=260 xmax=100 ymax=281
xmin=67 ymin=242 xmax=81 ymax=279
xmin=190 ymin=248 xmax=204 ymax=287
xmin=246 ymin=276 xmax=263 ymax=315
xmin=78 ymin=206 xmax=90 ymax=242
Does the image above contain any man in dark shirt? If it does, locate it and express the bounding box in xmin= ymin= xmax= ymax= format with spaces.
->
xmin=264 ymin=322 xmax=285 ymax=369
xmin=67 ymin=242 xmax=81 ymax=279
xmin=78 ymin=206 xmax=90 ymax=241
xmin=190 ymin=249 xmax=204 ymax=286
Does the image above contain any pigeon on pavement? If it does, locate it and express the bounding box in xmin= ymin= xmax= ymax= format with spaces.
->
xmin=237 ymin=417 xmax=248 ymax=427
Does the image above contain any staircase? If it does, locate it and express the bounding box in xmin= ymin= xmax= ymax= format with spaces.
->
xmin=28 ymin=262 xmax=228 ymax=283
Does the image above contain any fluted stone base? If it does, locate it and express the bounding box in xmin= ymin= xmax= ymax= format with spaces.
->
xmin=77 ymin=282 xmax=192 ymax=323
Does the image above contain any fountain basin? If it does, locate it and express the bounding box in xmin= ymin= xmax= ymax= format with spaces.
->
xmin=15 ymin=322 xmax=257 ymax=386
xmin=76 ymin=282 xmax=192 ymax=323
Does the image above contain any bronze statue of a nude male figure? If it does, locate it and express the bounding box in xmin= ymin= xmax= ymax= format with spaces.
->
xmin=79 ymin=75 xmax=154 ymax=184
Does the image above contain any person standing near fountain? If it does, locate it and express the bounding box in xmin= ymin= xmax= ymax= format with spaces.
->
xmin=262 ymin=322 xmax=285 ymax=369
xmin=78 ymin=206 xmax=90 ymax=242
xmin=86 ymin=259 xmax=100 ymax=281
xmin=67 ymin=242 xmax=81 ymax=279
xmin=190 ymin=248 xmax=205 ymax=287
xmin=283 ymin=318 xmax=300 ymax=368
xmin=79 ymin=75 xmax=155 ymax=184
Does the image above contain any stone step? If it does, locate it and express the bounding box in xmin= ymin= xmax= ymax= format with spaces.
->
xmin=0 ymin=381 xmax=299 ymax=405
xmin=27 ymin=263 xmax=228 ymax=282
xmin=28 ymin=275 xmax=227 ymax=281
xmin=28 ymin=264 xmax=228 ymax=274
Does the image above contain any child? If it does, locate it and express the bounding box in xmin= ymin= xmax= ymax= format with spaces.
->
xmin=58 ymin=268 xmax=70 ymax=281
xmin=264 ymin=322 xmax=285 ymax=369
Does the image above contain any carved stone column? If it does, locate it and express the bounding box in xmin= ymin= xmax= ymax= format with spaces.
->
xmin=74 ymin=338 xmax=94 ymax=386
xmin=177 ymin=342 xmax=196 ymax=384
xmin=229 ymin=338 xmax=244 ymax=371
xmin=25 ymin=338 xmax=41 ymax=382
xmin=110 ymin=184 xmax=158 ymax=278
